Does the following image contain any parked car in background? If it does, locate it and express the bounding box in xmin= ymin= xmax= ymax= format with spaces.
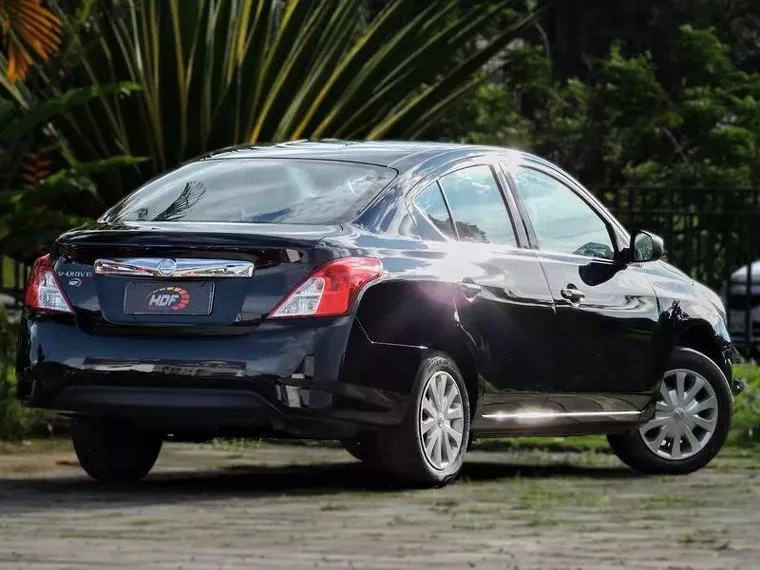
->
xmin=17 ymin=141 xmax=741 ymax=487
xmin=723 ymin=261 xmax=760 ymax=352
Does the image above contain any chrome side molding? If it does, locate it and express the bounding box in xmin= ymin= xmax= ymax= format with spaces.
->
xmin=482 ymin=410 xmax=641 ymax=421
xmin=94 ymin=258 xmax=255 ymax=278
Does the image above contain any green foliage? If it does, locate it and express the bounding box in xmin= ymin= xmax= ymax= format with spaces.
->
xmin=0 ymin=83 xmax=147 ymax=262
xmin=622 ymin=26 xmax=760 ymax=189
xmin=0 ymin=85 xmax=132 ymax=192
xmin=0 ymin=83 xmax=139 ymax=147
xmin=0 ymin=370 xmax=39 ymax=441
xmin=0 ymin=306 xmax=13 ymax=361
xmin=0 ymin=155 xmax=147 ymax=262
xmin=34 ymin=0 xmax=537 ymax=197
xmin=0 ymin=306 xmax=39 ymax=440
xmin=0 ymin=0 xmax=540 ymax=260
xmin=1 ymin=256 xmax=18 ymax=289
xmin=731 ymin=363 xmax=760 ymax=447
xmin=439 ymin=25 xmax=760 ymax=191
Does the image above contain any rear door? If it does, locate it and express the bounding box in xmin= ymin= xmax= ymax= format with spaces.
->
xmin=506 ymin=163 xmax=661 ymax=414
xmin=411 ymin=160 xmax=556 ymax=422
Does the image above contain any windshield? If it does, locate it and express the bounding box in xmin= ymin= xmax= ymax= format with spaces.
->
xmin=104 ymin=159 xmax=397 ymax=224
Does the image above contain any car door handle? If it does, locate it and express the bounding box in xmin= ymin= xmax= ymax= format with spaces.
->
xmin=459 ymin=280 xmax=482 ymax=300
xmin=560 ymin=285 xmax=586 ymax=303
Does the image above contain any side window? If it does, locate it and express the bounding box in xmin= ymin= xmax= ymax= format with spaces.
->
xmin=438 ymin=165 xmax=517 ymax=246
xmin=413 ymin=183 xmax=456 ymax=241
xmin=511 ymin=167 xmax=615 ymax=260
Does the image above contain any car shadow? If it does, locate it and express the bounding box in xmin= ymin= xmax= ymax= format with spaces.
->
xmin=0 ymin=459 xmax=642 ymax=515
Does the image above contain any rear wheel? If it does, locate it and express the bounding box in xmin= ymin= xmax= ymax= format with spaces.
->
xmin=376 ymin=351 xmax=470 ymax=487
xmin=608 ymin=347 xmax=732 ymax=475
xmin=71 ymin=418 xmax=162 ymax=482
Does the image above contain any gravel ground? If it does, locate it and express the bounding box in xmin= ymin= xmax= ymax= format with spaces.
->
xmin=0 ymin=441 xmax=759 ymax=570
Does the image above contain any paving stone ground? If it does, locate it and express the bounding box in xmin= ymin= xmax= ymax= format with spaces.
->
xmin=0 ymin=441 xmax=758 ymax=570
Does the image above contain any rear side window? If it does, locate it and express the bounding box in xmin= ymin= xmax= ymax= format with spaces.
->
xmin=438 ymin=165 xmax=517 ymax=246
xmin=104 ymin=159 xmax=397 ymax=224
xmin=413 ymin=183 xmax=456 ymax=240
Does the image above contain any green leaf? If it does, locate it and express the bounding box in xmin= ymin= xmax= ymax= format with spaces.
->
xmin=36 ymin=0 xmax=536 ymax=183
xmin=38 ymin=156 xmax=148 ymax=189
xmin=0 ymin=82 xmax=141 ymax=144
xmin=369 ymin=7 xmax=544 ymax=139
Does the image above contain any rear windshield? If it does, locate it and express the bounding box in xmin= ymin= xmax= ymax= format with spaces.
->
xmin=104 ymin=159 xmax=397 ymax=224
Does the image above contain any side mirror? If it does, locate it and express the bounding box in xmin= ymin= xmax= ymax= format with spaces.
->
xmin=628 ymin=230 xmax=664 ymax=263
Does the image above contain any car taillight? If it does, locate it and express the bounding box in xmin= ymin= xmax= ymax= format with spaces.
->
xmin=24 ymin=254 xmax=74 ymax=313
xmin=269 ymin=257 xmax=383 ymax=318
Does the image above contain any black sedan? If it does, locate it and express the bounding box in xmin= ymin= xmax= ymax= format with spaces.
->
xmin=16 ymin=141 xmax=738 ymax=486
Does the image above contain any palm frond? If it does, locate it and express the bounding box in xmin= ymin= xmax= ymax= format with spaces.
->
xmin=0 ymin=81 xmax=140 ymax=142
xmin=0 ymin=0 xmax=61 ymax=82
xmin=5 ymin=0 xmax=545 ymax=198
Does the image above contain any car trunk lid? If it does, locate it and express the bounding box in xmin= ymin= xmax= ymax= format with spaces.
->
xmin=53 ymin=221 xmax=341 ymax=334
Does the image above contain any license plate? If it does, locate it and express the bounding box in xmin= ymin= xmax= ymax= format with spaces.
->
xmin=123 ymin=282 xmax=214 ymax=315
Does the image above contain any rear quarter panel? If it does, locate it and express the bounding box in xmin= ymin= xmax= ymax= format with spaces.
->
xmin=321 ymin=228 xmax=477 ymax=405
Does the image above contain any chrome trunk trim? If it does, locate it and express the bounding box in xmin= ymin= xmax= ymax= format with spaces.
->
xmin=94 ymin=258 xmax=255 ymax=278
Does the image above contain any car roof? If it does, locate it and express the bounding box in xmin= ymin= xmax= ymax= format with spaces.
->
xmin=203 ymin=139 xmax=552 ymax=173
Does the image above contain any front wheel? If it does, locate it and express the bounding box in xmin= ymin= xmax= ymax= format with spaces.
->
xmin=608 ymin=347 xmax=732 ymax=475
xmin=71 ymin=418 xmax=163 ymax=482
xmin=376 ymin=350 xmax=471 ymax=487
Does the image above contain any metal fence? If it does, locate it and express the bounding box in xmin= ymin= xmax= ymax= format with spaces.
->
xmin=596 ymin=187 xmax=760 ymax=351
xmin=1 ymin=186 xmax=760 ymax=351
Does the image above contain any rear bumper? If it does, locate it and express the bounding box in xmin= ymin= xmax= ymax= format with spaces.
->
xmin=16 ymin=313 xmax=423 ymax=437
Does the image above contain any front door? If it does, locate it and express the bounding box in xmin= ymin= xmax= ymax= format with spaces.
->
xmin=508 ymin=164 xmax=661 ymax=416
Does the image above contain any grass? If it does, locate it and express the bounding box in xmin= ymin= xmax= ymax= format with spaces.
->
xmin=126 ymin=519 xmax=162 ymax=527
xmin=387 ymin=515 xmax=415 ymax=526
xmin=679 ymin=529 xmax=732 ymax=550
xmin=521 ymin=517 xmax=559 ymax=528
xmin=458 ymin=505 xmax=502 ymax=516
xmin=638 ymin=494 xmax=704 ymax=510
xmin=320 ymin=503 xmax=350 ymax=512
xmin=730 ymin=363 xmax=760 ymax=447
xmin=209 ymin=438 xmax=269 ymax=450
xmin=0 ymin=437 xmax=71 ymax=455
xmin=510 ymin=480 xmax=611 ymax=511
xmin=452 ymin=521 xmax=496 ymax=531
xmin=431 ymin=498 xmax=459 ymax=509
xmin=0 ymin=366 xmax=49 ymax=442
xmin=4 ymin=463 xmax=44 ymax=473
xmin=473 ymin=435 xmax=609 ymax=454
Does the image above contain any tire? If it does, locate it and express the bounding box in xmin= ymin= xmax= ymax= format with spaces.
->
xmin=376 ymin=350 xmax=471 ymax=487
xmin=608 ymin=347 xmax=732 ymax=475
xmin=71 ymin=418 xmax=163 ymax=482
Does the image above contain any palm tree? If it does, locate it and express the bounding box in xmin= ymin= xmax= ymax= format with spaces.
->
xmin=0 ymin=0 xmax=60 ymax=83
xmin=0 ymin=0 xmax=544 ymax=261
xmin=49 ymin=0 xmax=540 ymax=196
